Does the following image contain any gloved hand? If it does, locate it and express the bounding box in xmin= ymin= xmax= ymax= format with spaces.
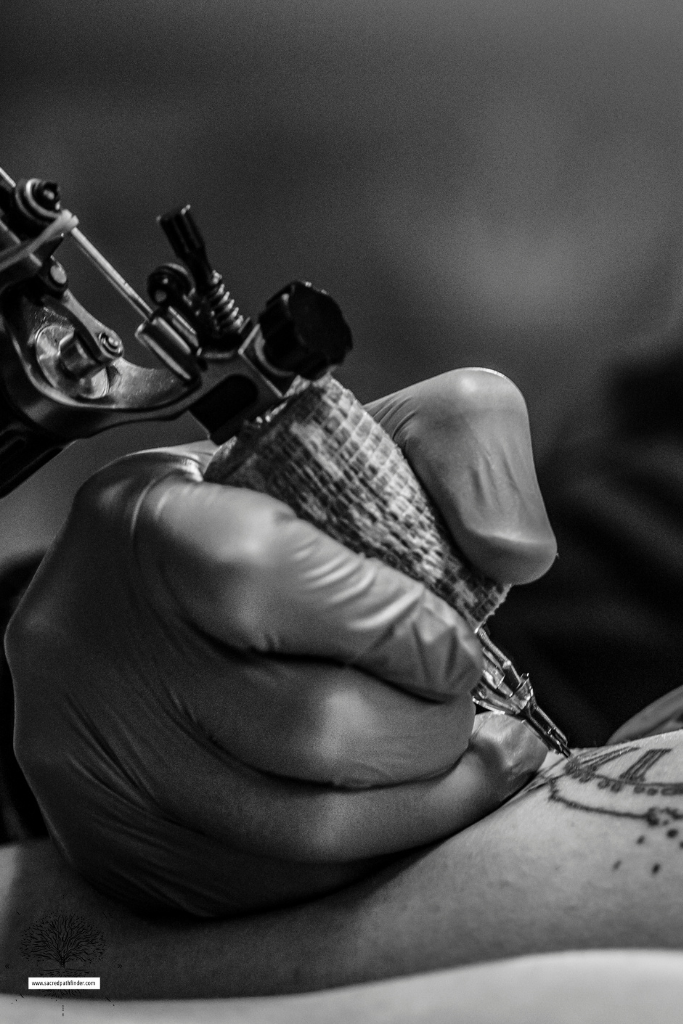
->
xmin=6 ymin=368 xmax=556 ymax=918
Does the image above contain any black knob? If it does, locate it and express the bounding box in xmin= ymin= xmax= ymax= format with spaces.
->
xmin=258 ymin=282 xmax=352 ymax=380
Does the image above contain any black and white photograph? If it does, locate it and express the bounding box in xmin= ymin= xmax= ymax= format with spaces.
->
xmin=0 ymin=1 xmax=681 ymax=1020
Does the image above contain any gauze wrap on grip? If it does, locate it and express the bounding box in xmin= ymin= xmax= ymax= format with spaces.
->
xmin=204 ymin=376 xmax=508 ymax=629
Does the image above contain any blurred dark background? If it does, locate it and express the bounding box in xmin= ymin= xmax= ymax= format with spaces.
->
xmin=0 ymin=0 xmax=680 ymax=556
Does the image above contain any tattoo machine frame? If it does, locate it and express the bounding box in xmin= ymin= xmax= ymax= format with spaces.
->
xmin=0 ymin=167 xmax=569 ymax=756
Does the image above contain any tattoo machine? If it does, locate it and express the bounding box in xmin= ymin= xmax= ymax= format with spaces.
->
xmin=0 ymin=168 xmax=570 ymax=757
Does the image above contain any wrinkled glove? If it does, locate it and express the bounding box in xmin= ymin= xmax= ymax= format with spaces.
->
xmin=6 ymin=368 xmax=556 ymax=917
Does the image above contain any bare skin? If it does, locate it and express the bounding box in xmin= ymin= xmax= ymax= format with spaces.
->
xmin=2 ymin=732 xmax=683 ymax=1002
xmin=3 ymin=952 xmax=683 ymax=1023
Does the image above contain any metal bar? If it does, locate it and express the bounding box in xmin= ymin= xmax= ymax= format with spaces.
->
xmin=0 ymin=168 xmax=16 ymax=189
xmin=70 ymin=227 xmax=153 ymax=321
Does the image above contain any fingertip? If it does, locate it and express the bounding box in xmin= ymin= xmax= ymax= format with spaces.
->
xmin=460 ymin=528 xmax=558 ymax=587
xmin=374 ymin=368 xmax=558 ymax=588
xmin=470 ymin=713 xmax=547 ymax=787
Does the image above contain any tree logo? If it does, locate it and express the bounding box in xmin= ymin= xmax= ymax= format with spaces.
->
xmin=19 ymin=915 xmax=105 ymax=975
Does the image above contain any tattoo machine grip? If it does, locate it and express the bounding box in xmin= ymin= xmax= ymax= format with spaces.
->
xmin=204 ymin=375 xmax=507 ymax=629
xmin=204 ymin=375 xmax=572 ymax=757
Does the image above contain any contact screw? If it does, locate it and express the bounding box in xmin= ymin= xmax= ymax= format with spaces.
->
xmin=158 ymin=205 xmax=247 ymax=346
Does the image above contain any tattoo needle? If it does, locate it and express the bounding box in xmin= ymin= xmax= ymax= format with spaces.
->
xmin=474 ymin=628 xmax=571 ymax=757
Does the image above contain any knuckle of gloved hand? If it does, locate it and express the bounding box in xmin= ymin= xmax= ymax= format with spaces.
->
xmin=444 ymin=367 xmax=527 ymax=419
xmin=282 ymin=793 xmax=359 ymax=863
xmin=404 ymin=368 xmax=525 ymax=437
xmin=304 ymin=731 xmax=360 ymax=789
xmin=299 ymin=715 xmax=387 ymax=790
xmin=262 ymin=680 xmax=374 ymax=789
xmin=297 ymin=688 xmax=474 ymax=790
xmin=4 ymin=606 xmax=34 ymax=685
xmin=5 ymin=571 xmax=65 ymax=679
xmin=72 ymin=458 xmax=153 ymax=537
xmin=74 ymin=449 xmax=206 ymax=541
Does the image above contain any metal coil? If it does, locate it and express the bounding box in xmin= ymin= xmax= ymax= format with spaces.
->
xmin=201 ymin=279 xmax=246 ymax=339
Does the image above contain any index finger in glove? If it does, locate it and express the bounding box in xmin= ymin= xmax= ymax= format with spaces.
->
xmin=365 ymin=369 xmax=557 ymax=586
xmin=134 ymin=473 xmax=482 ymax=700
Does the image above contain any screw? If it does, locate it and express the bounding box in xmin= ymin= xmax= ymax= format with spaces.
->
xmin=48 ymin=262 xmax=68 ymax=287
xmin=98 ymin=332 xmax=123 ymax=358
xmin=96 ymin=333 xmax=122 ymax=358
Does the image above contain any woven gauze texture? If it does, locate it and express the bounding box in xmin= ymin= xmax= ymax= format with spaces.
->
xmin=204 ymin=376 xmax=508 ymax=628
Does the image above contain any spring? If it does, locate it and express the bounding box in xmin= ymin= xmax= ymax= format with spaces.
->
xmin=201 ymin=275 xmax=246 ymax=340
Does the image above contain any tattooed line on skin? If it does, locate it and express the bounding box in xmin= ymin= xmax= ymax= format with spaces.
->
xmin=523 ymin=745 xmax=683 ymax=835
xmin=513 ymin=744 xmax=683 ymax=874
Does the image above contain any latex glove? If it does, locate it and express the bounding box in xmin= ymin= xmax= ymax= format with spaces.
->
xmin=6 ymin=368 xmax=555 ymax=917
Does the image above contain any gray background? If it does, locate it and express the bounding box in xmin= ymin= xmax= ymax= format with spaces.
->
xmin=0 ymin=0 xmax=680 ymax=555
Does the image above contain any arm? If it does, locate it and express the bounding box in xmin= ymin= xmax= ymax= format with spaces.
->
xmin=4 ymin=952 xmax=683 ymax=1023
xmin=3 ymin=732 xmax=683 ymax=1000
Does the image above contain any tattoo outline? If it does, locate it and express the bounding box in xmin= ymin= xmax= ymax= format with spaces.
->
xmin=527 ymin=745 xmax=683 ymax=830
